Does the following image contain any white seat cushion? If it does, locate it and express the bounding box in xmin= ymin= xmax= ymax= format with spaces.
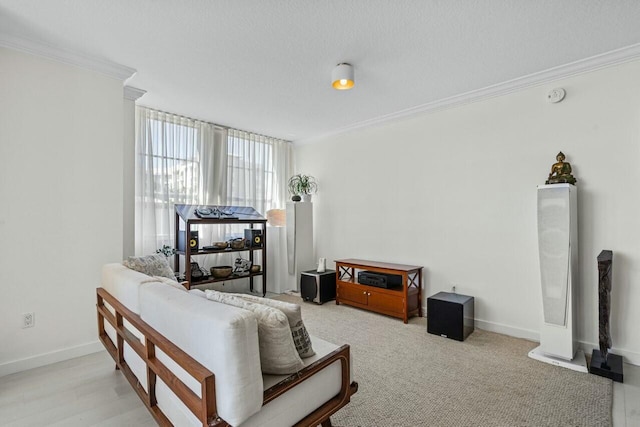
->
xmin=240 ymin=335 xmax=351 ymax=427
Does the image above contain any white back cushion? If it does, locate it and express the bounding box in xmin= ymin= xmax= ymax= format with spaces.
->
xmin=139 ymin=283 xmax=263 ymax=426
xmin=102 ymin=263 xmax=154 ymax=314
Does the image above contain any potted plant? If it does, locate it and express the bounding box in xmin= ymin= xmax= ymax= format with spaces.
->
xmin=288 ymin=174 xmax=318 ymax=202
xmin=156 ymin=245 xmax=176 ymax=257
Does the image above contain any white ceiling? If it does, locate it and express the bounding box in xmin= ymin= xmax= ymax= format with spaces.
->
xmin=2 ymin=1 xmax=640 ymax=142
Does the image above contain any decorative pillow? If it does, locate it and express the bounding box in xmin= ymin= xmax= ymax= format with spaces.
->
xmin=123 ymin=254 xmax=176 ymax=281
xmin=205 ymin=290 xmax=304 ymax=374
xmin=232 ymin=293 xmax=315 ymax=358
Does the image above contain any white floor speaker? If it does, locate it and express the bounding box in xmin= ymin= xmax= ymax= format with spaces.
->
xmin=532 ymin=184 xmax=586 ymax=371
xmin=286 ymin=202 xmax=315 ymax=291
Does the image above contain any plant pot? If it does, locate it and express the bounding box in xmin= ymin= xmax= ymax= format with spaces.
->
xmin=292 ymin=195 xmax=301 ymax=202
xmin=301 ymin=194 xmax=312 ymax=202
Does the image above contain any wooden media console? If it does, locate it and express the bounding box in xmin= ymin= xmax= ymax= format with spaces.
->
xmin=335 ymin=259 xmax=423 ymax=323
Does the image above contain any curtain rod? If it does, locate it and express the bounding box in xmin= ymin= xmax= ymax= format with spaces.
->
xmin=137 ymin=104 xmax=228 ymax=130
xmin=136 ymin=104 xmax=292 ymax=143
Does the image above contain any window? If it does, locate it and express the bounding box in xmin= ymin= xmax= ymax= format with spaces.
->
xmin=142 ymin=119 xmax=201 ymax=206
xmin=135 ymin=106 xmax=292 ymax=256
xmin=227 ymin=129 xmax=277 ymax=214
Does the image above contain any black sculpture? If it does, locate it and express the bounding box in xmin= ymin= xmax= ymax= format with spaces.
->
xmin=589 ymin=250 xmax=624 ymax=382
xmin=597 ymin=250 xmax=613 ymax=361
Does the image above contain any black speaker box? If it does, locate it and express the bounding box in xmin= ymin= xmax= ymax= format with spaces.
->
xmin=178 ymin=230 xmax=199 ymax=252
xmin=301 ymin=270 xmax=336 ymax=304
xmin=358 ymin=271 xmax=402 ymax=288
xmin=427 ymin=292 xmax=474 ymax=341
xmin=244 ymin=229 xmax=263 ymax=248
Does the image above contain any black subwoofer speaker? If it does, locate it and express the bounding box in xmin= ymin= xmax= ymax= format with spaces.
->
xmin=427 ymin=292 xmax=474 ymax=341
xmin=300 ymin=270 xmax=336 ymax=304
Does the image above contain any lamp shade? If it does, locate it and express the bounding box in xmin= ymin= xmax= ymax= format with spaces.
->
xmin=332 ymin=63 xmax=354 ymax=90
xmin=266 ymin=209 xmax=286 ymax=227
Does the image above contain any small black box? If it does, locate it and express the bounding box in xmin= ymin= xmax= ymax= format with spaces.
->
xmin=427 ymin=292 xmax=474 ymax=341
xmin=301 ymin=269 xmax=336 ymax=304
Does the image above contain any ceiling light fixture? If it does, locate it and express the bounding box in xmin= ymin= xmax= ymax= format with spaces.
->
xmin=332 ymin=63 xmax=354 ymax=90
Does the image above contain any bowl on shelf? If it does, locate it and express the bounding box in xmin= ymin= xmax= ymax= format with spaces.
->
xmin=210 ymin=266 xmax=233 ymax=278
xmin=212 ymin=241 xmax=228 ymax=250
xmin=250 ymin=265 xmax=261 ymax=274
xmin=229 ymin=238 xmax=246 ymax=250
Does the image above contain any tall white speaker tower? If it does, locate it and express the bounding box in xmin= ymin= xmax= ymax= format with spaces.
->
xmin=529 ymin=183 xmax=587 ymax=372
xmin=286 ymin=202 xmax=315 ymax=292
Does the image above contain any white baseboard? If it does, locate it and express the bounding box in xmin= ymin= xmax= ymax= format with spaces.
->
xmin=578 ymin=341 xmax=640 ymax=367
xmin=473 ymin=318 xmax=540 ymax=342
xmin=0 ymin=340 xmax=104 ymax=378
xmin=422 ymin=307 xmax=640 ymax=367
xmin=421 ymin=307 xmax=540 ymax=341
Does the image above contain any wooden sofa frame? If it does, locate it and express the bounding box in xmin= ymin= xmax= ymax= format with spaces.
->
xmin=96 ymin=287 xmax=358 ymax=427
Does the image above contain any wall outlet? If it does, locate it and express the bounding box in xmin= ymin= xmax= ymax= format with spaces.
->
xmin=22 ymin=312 xmax=35 ymax=328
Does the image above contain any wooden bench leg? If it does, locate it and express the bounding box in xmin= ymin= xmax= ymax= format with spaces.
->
xmin=115 ymin=364 xmax=120 ymax=371
xmin=320 ymin=418 xmax=332 ymax=427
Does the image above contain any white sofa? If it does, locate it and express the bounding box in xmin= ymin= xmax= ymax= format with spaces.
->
xmin=97 ymin=263 xmax=357 ymax=426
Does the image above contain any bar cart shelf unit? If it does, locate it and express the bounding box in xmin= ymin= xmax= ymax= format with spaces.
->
xmin=174 ymin=204 xmax=267 ymax=295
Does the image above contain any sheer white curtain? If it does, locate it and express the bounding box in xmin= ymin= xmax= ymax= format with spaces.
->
xmin=134 ymin=106 xmax=227 ymax=255
xmin=226 ymin=128 xmax=292 ymax=212
xmin=226 ymin=129 xmax=293 ymax=294
xmin=134 ymin=108 xmax=292 ymax=263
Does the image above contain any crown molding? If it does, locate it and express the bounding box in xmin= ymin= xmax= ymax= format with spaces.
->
xmin=124 ymin=86 xmax=146 ymax=101
xmin=297 ymin=43 xmax=640 ymax=145
xmin=0 ymin=32 xmax=136 ymax=81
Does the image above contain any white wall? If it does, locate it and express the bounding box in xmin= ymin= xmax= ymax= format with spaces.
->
xmin=295 ymin=60 xmax=640 ymax=365
xmin=0 ymin=47 xmax=125 ymax=375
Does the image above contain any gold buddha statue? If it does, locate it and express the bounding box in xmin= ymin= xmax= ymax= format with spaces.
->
xmin=546 ymin=151 xmax=576 ymax=185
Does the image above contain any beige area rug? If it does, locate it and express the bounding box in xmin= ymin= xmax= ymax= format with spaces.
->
xmin=275 ymin=295 xmax=612 ymax=427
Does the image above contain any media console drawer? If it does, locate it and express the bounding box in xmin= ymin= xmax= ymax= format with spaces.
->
xmin=336 ymin=282 xmax=405 ymax=315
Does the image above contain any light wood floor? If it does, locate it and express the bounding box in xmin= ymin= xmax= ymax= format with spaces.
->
xmin=1 ymin=350 xmax=639 ymax=426
xmin=0 ymin=351 xmax=155 ymax=427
